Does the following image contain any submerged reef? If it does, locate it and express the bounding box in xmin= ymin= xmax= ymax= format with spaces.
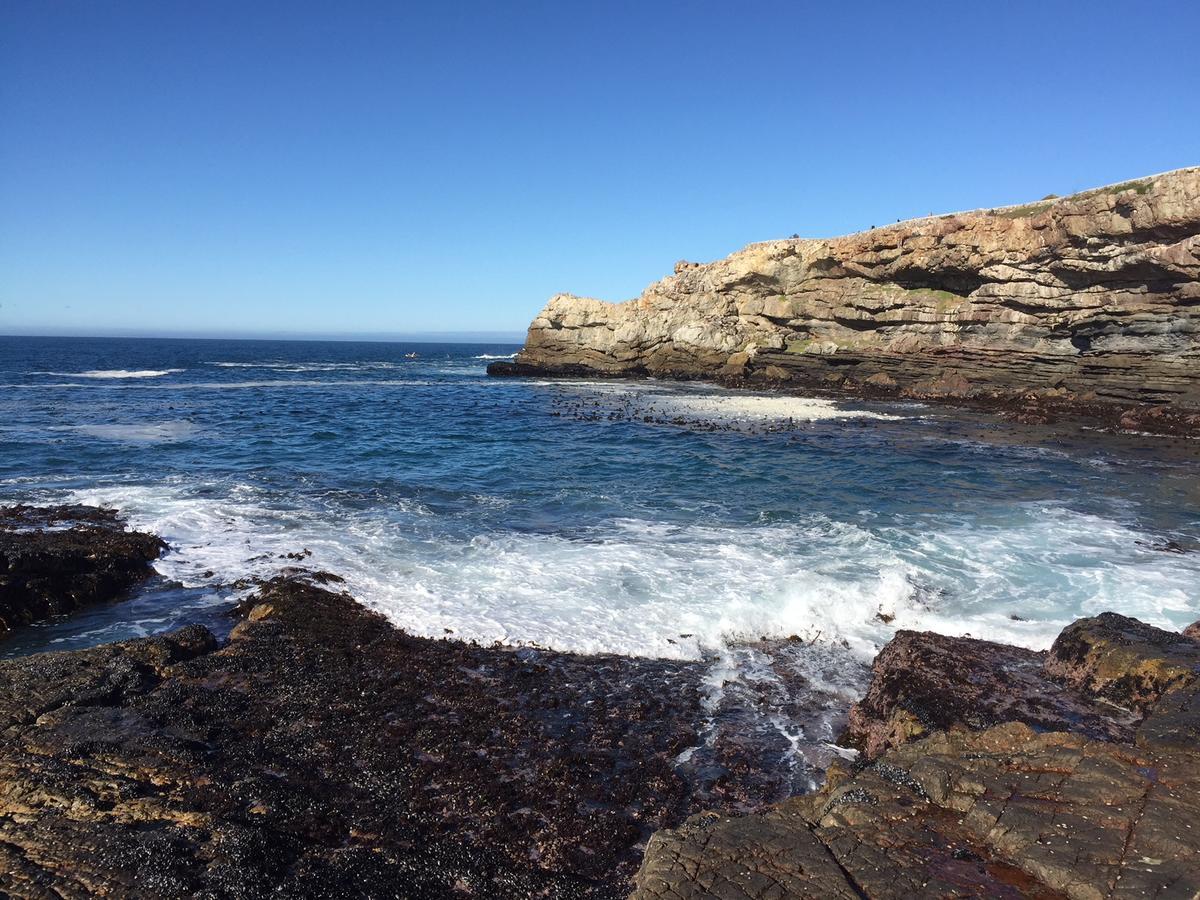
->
xmin=494 ymin=167 xmax=1200 ymax=434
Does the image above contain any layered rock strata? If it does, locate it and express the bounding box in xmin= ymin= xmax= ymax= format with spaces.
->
xmin=497 ymin=168 xmax=1200 ymax=427
xmin=0 ymin=505 xmax=165 ymax=637
xmin=633 ymin=613 xmax=1200 ymax=899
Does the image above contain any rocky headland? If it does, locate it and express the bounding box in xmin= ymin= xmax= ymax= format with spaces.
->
xmin=492 ymin=168 xmax=1200 ymax=434
xmin=0 ymin=507 xmax=1197 ymax=899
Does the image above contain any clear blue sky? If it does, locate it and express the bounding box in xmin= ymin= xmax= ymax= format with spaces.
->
xmin=2 ymin=0 xmax=1198 ymax=338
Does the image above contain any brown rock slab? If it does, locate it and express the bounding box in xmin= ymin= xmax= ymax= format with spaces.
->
xmin=843 ymin=630 xmax=1139 ymax=759
xmin=636 ymin=613 xmax=1200 ymax=898
xmin=633 ymin=807 xmax=861 ymax=900
xmin=635 ymin=724 xmax=1200 ymax=900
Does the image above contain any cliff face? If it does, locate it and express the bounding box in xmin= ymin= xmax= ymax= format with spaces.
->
xmin=503 ymin=168 xmax=1200 ymax=411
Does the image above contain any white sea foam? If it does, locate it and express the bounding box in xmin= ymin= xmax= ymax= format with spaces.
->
xmin=644 ymin=393 xmax=898 ymax=423
xmin=72 ymin=421 xmax=201 ymax=443
xmin=540 ymin=381 xmax=899 ymax=427
xmin=34 ymin=369 xmax=184 ymax=379
xmin=207 ymin=361 xmax=406 ymax=372
xmin=62 ymin=482 xmax=1200 ymax=661
xmin=473 ymin=353 xmax=516 ymax=360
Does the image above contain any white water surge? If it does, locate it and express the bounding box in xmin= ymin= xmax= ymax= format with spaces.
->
xmin=65 ymin=480 xmax=1200 ymax=662
xmin=640 ymin=393 xmax=898 ymax=423
xmin=34 ymin=368 xmax=185 ymax=379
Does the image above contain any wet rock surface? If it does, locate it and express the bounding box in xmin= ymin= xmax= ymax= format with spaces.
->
xmin=1045 ymin=612 xmax=1200 ymax=714
xmin=634 ymin=616 xmax=1200 ymax=899
xmin=0 ymin=505 xmax=166 ymax=637
xmin=0 ymin=573 xmax=854 ymax=898
xmin=843 ymin=630 xmax=1140 ymax=759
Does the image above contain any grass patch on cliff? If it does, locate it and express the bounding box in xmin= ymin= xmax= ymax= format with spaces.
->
xmin=888 ymin=286 xmax=966 ymax=310
xmin=1102 ymin=178 xmax=1152 ymax=196
xmin=928 ymin=289 xmax=965 ymax=312
xmin=995 ymin=177 xmax=1154 ymax=219
xmin=1000 ymin=178 xmax=1154 ymax=218
xmin=997 ymin=201 xmax=1055 ymax=219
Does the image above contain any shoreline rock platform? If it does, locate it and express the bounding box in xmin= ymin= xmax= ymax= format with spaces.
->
xmin=492 ymin=168 xmax=1200 ymax=436
xmin=0 ymin=508 xmax=1197 ymax=898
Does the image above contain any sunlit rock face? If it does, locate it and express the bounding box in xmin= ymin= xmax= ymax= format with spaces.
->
xmin=509 ymin=168 xmax=1200 ymax=408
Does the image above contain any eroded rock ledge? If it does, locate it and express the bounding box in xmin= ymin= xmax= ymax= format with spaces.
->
xmin=633 ymin=614 xmax=1200 ymax=899
xmin=495 ymin=168 xmax=1200 ymax=433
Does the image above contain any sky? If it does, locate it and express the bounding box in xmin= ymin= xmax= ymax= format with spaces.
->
xmin=2 ymin=0 xmax=1198 ymax=339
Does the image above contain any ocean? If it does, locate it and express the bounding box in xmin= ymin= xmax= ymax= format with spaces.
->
xmin=2 ymin=334 xmax=1197 ymax=667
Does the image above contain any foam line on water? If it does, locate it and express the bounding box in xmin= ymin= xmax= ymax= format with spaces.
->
xmin=207 ymin=361 xmax=408 ymax=372
xmin=9 ymin=379 xmax=433 ymax=390
xmin=32 ymin=369 xmax=184 ymax=379
xmin=68 ymin=421 xmax=201 ymax=443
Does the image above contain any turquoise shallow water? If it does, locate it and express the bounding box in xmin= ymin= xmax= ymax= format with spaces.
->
xmin=1 ymin=335 xmax=1198 ymax=661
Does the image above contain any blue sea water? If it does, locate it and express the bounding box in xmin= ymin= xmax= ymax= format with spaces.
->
xmin=1 ymin=335 xmax=1198 ymax=667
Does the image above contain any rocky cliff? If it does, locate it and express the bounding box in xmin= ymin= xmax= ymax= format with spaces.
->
xmin=496 ymin=168 xmax=1200 ymax=420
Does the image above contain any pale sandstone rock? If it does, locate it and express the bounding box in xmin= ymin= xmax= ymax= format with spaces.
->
xmin=505 ymin=169 xmax=1200 ymax=409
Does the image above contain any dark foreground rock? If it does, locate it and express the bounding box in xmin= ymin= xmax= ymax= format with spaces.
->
xmin=3 ymin=512 xmax=1197 ymax=900
xmin=0 ymin=573 xmax=845 ymax=898
xmin=0 ymin=505 xmax=166 ymax=637
xmin=634 ymin=614 xmax=1200 ymax=899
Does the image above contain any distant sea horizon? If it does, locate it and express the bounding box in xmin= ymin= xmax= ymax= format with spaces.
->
xmin=0 ymin=329 xmax=528 ymax=344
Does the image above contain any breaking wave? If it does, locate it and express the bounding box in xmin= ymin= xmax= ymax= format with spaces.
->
xmin=34 ymin=369 xmax=184 ymax=379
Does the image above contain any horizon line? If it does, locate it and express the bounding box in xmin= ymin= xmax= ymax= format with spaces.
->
xmin=0 ymin=329 xmax=528 ymax=344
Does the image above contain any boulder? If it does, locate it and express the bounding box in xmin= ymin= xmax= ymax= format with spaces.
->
xmin=1045 ymin=611 xmax=1200 ymax=712
xmin=843 ymin=630 xmax=1137 ymax=759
